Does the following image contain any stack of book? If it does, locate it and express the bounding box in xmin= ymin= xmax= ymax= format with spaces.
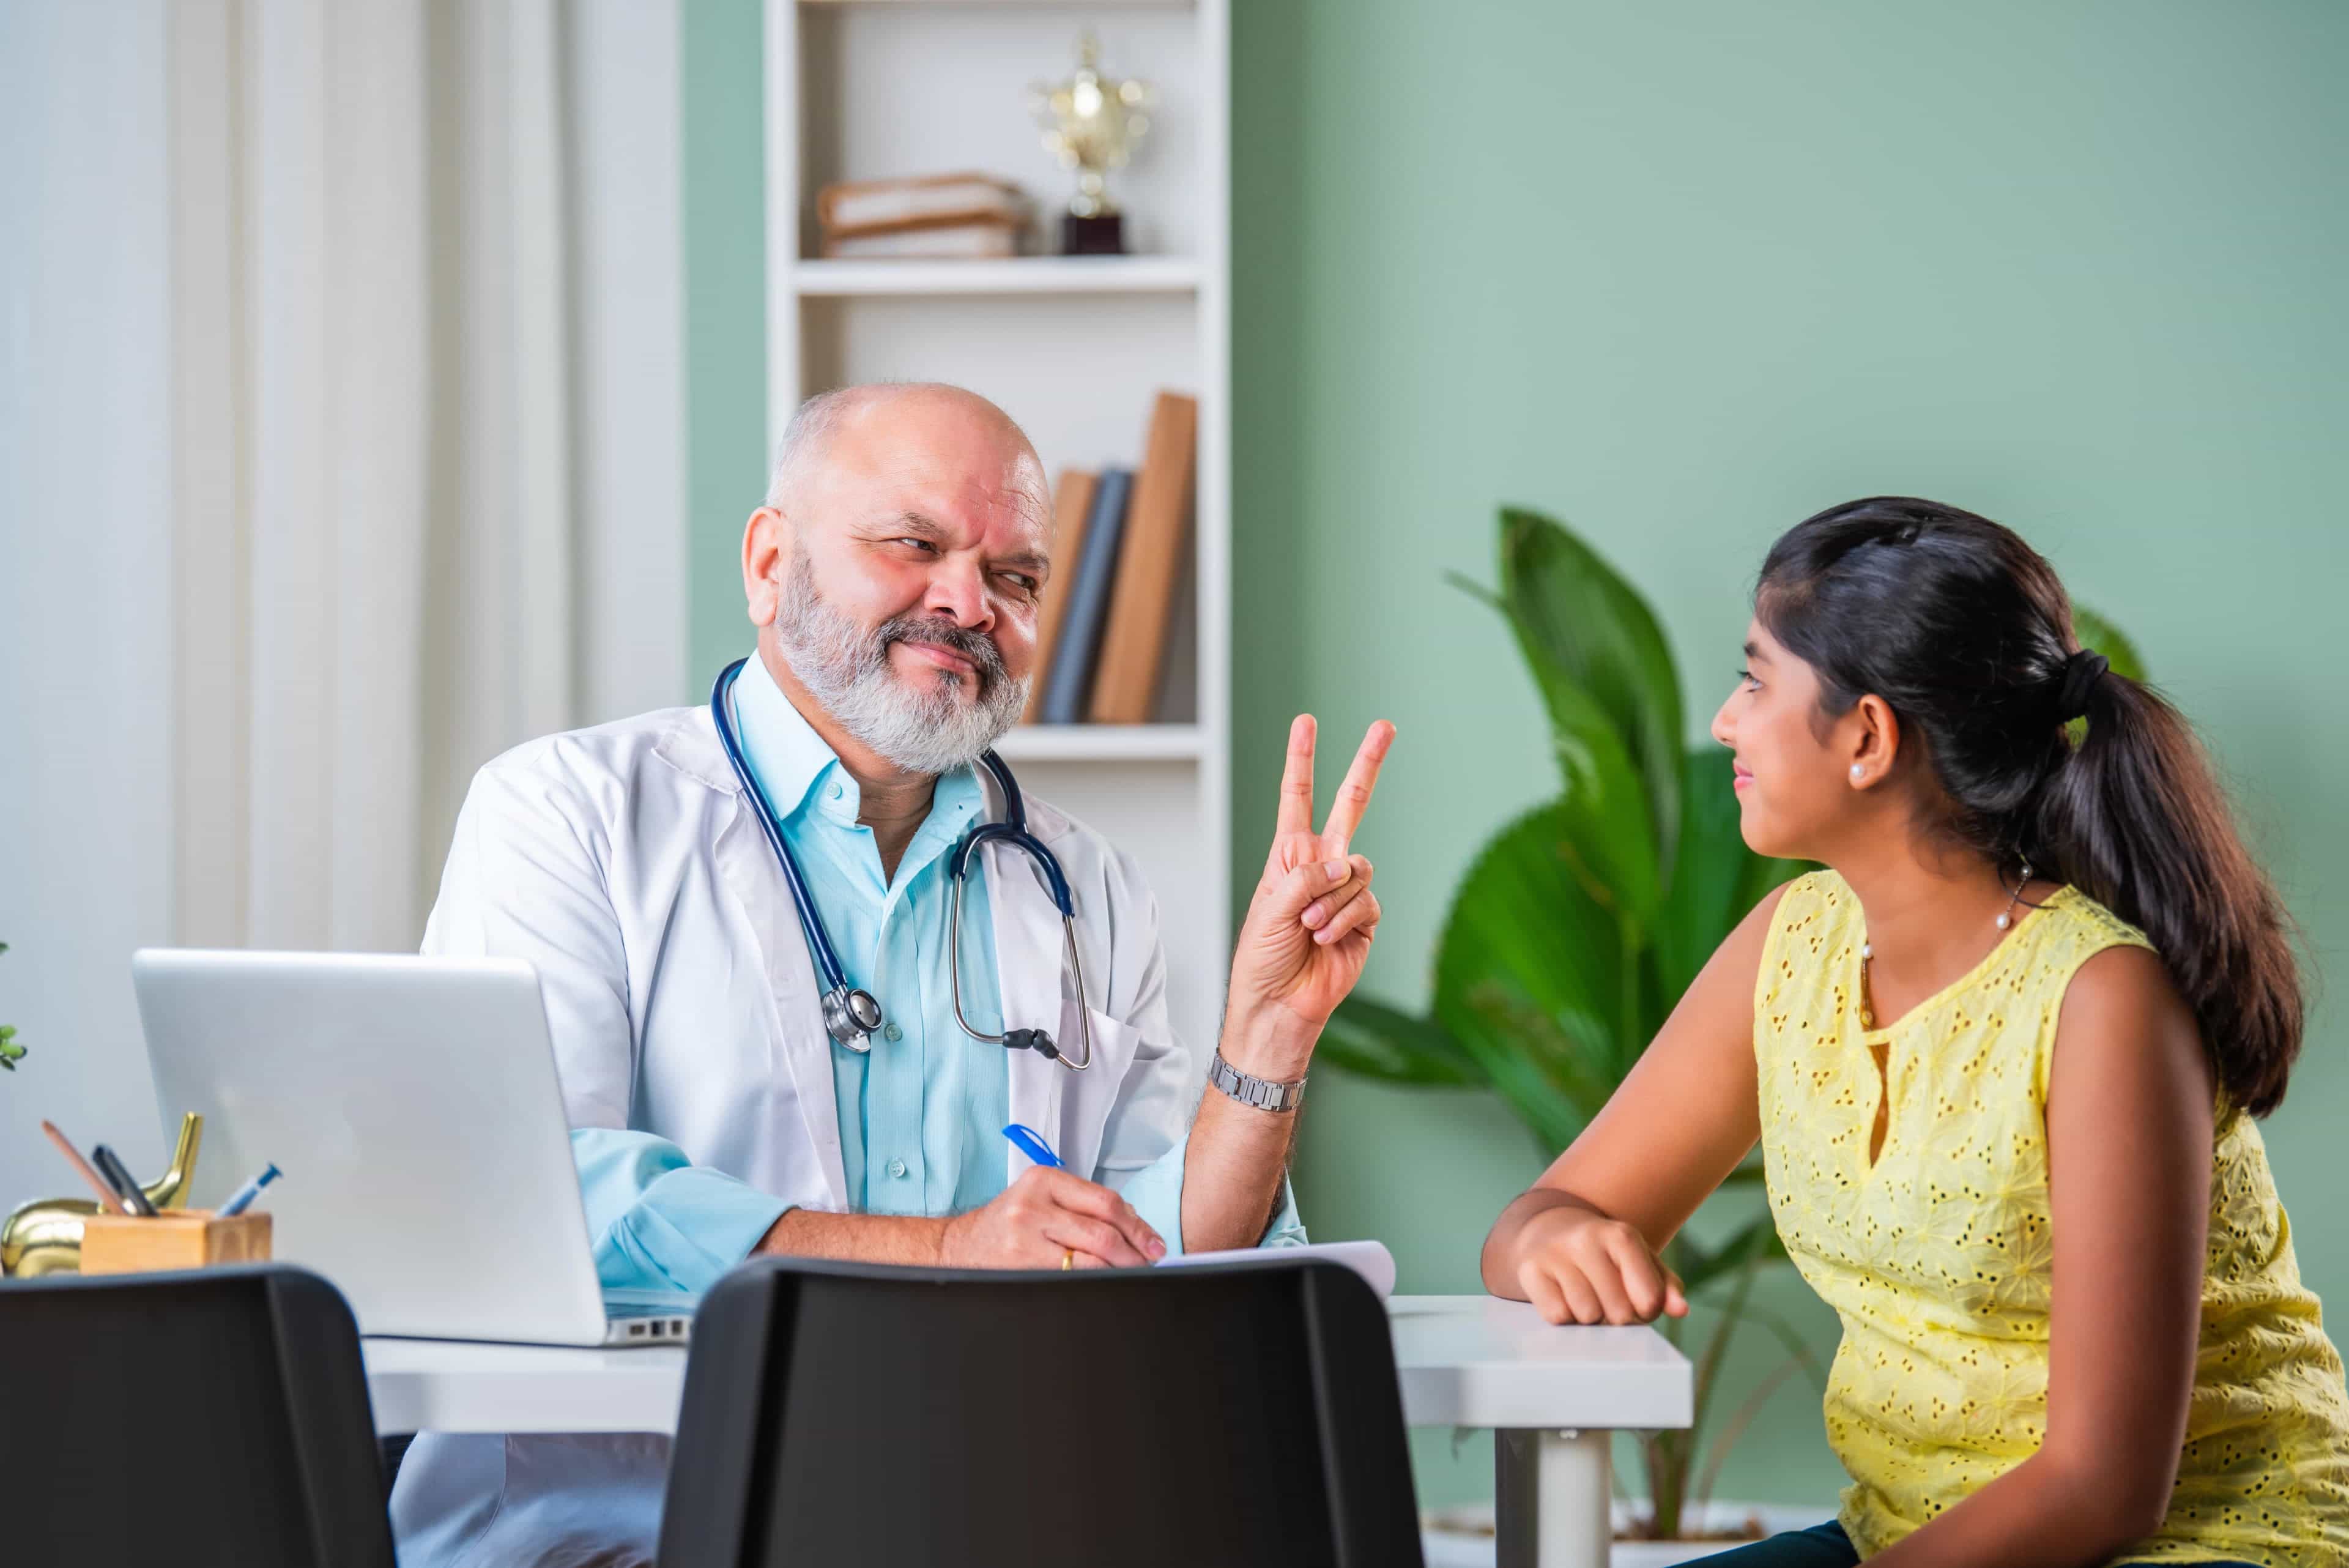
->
xmin=1026 ymin=390 xmax=1199 ymax=726
xmin=816 ymin=173 xmax=1026 ymax=260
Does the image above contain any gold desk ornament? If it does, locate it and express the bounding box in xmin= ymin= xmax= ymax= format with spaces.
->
xmin=1 ymin=1112 xmax=202 ymax=1277
xmin=1028 ymin=32 xmax=1152 ymax=256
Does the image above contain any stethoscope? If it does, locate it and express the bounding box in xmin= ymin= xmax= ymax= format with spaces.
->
xmin=709 ymin=658 xmax=1094 ymax=1071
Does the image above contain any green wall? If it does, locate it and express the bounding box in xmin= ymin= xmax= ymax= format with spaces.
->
xmin=1231 ymin=0 xmax=2349 ymax=1509
xmin=683 ymin=0 xmax=768 ymax=683
xmin=688 ymin=0 xmax=2349 ymax=1514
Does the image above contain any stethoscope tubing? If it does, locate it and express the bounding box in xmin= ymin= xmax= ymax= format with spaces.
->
xmin=711 ymin=660 xmax=861 ymax=1005
xmin=710 ymin=656 xmax=1092 ymax=1071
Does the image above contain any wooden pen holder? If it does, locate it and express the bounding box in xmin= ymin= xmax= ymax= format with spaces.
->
xmin=79 ymin=1209 xmax=272 ymax=1276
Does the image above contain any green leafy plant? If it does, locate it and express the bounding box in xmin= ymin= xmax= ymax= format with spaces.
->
xmin=1324 ymin=507 xmax=2142 ymax=1533
xmin=0 ymin=942 xmax=21 ymax=1071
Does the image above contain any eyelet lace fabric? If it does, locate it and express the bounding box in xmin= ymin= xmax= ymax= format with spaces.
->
xmin=1755 ymin=871 xmax=2349 ymax=1566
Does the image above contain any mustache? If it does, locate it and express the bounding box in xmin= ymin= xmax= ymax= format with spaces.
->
xmin=880 ymin=615 xmax=1006 ymax=686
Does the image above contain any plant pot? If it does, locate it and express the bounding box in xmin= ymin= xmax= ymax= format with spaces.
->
xmin=1421 ymin=1500 xmax=1830 ymax=1568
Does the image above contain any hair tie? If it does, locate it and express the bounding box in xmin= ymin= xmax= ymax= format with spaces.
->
xmin=2057 ymin=650 xmax=2109 ymax=721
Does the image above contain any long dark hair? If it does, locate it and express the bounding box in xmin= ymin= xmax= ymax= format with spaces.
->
xmin=1756 ymin=497 xmax=2303 ymax=1116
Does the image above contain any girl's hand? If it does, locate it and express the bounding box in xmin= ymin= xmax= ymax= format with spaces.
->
xmin=1514 ymin=1203 xmax=1688 ymax=1325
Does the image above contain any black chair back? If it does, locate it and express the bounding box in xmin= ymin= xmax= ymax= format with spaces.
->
xmin=0 ymin=1263 xmax=393 ymax=1567
xmin=659 ymin=1255 xmax=1423 ymax=1568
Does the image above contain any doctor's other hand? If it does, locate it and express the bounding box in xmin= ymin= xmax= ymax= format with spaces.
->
xmin=937 ymin=1165 xmax=1165 ymax=1270
xmin=1223 ymin=715 xmax=1395 ymax=1076
xmin=1511 ymin=1204 xmax=1688 ymax=1326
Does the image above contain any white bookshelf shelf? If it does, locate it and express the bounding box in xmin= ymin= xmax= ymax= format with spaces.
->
xmin=802 ymin=1 xmax=1193 ymax=10
xmin=793 ymin=255 xmax=1200 ymax=297
xmin=994 ymin=723 xmax=1201 ymax=762
xmin=768 ymin=0 xmax=1230 ymax=1052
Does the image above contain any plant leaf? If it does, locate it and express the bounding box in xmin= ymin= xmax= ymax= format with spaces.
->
xmin=1737 ymin=1307 xmax=1832 ymax=1392
xmin=1467 ymin=543 xmax=1664 ymax=927
xmin=1521 ymin=649 xmax=1666 ymax=928
xmin=1653 ymin=745 xmax=1746 ymax=1002
xmin=1452 ymin=985 xmax=1627 ymax=1144
xmin=1653 ymin=745 xmax=1811 ymax=1002
xmin=1677 ymin=1213 xmax=1787 ymax=1296
xmin=1689 ymin=1221 xmax=1773 ymax=1444
xmin=1442 ymin=569 xmax=1502 ymax=612
xmin=2070 ymin=604 xmax=2148 ymax=684
xmin=1432 ymin=801 xmax=1628 ymax=1148
xmin=1321 ymin=995 xmax=1485 ymax=1087
xmin=1497 ymin=507 xmax=1685 ymax=880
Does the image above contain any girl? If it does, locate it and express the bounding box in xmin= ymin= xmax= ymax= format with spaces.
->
xmin=1482 ymin=499 xmax=2349 ymax=1568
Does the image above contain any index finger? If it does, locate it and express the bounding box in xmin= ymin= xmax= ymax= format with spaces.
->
xmin=1320 ymin=721 xmax=1395 ymax=855
xmin=1274 ymin=714 xmax=1318 ymax=838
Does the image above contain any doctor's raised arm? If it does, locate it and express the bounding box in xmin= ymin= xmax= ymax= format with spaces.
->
xmin=1173 ymin=712 xmax=1393 ymax=1248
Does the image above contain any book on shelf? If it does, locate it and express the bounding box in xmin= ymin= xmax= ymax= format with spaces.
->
xmin=1088 ymin=390 xmax=1198 ymax=725
xmin=817 ymin=173 xmax=1022 ymax=234
xmin=1041 ymin=467 xmax=1133 ymax=726
xmin=820 ymin=221 xmax=1017 ymax=261
xmin=1023 ymin=469 xmax=1099 ymax=724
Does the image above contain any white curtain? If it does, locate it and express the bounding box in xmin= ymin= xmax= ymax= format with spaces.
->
xmin=0 ymin=0 xmax=684 ymax=1196
xmin=172 ymin=0 xmax=584 ymax=952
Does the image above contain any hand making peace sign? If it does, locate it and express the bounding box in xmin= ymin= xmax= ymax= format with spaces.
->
xmin=1222 ymin=715 xmax=1397 ymax=1066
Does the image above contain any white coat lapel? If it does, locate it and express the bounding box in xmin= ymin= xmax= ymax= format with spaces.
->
xmin=713 ymin=795 xmax=850 ymax=1210
xmin=987 ymin=834 xmax=1067 ymax=1181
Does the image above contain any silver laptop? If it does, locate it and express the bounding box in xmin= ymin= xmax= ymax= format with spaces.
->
xmin=132 ymin=948 xmax=695 ymax=1347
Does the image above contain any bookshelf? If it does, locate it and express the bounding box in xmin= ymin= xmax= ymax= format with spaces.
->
xmin=762 ymin=0 xmax=1232 ymax=1053
xmin=793 ymin=255 xmax=1203 ymax=296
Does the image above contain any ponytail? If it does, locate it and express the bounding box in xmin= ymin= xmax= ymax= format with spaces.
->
xmin=1759 ymin=497 xmax=2306 ymax=1115
xmin=2038 ymin=667 xmax=2303 ymax=1116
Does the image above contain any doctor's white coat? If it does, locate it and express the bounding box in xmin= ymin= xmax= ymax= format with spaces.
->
xmin=387 ymin=699 xmax=1283 ymax=1567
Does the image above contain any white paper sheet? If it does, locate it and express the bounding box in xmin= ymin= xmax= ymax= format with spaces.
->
xmin=1156 ymin=1238 xmax=1397 ymax=1298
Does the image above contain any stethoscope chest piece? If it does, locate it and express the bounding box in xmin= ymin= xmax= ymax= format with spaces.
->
xmin=822 ymin=985 xmax=885 ymax=1052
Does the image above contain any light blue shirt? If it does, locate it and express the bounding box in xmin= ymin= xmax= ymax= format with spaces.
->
xmin=570 ymin=655 xmax=1297 ymax=1298
xmin=725 ymin=650 xmax=1012 ymax=1218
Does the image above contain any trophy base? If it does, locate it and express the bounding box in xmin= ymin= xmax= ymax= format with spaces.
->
xmin=1059 ymin=212 xmax=1126 ymax=256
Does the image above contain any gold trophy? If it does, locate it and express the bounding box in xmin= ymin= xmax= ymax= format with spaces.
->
xmin=1029 ymin=33 xmax=1152 ymax=255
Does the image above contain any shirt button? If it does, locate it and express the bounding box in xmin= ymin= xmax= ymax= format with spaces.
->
xmin=883 ymin=1022 xmax=904 ymax=1042
xmin=886 ymin=1158 xmax=908 ymax=1180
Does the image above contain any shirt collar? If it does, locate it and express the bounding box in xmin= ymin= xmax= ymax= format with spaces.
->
xmin=729 ymin=650 xmax=985 ymax=838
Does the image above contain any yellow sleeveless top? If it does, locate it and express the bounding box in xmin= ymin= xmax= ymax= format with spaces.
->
xmin=1755 ymin=871 xmax=2349 ymax=1566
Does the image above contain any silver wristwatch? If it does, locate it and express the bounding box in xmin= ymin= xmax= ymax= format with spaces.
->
xmin=1208 ymin=1048 xmax=1307 ymax=1113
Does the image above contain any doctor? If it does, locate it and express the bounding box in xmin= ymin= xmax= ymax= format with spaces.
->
xmin=390 ymin=382 xmax=1395 ymax=1567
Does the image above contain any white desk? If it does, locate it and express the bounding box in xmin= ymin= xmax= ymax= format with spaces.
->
xmin=365 ymin=1293 xmax=1690 ymax=1568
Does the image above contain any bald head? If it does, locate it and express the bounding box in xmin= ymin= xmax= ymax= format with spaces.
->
xmin=764 ymin=382 xmax=1042 ymax=515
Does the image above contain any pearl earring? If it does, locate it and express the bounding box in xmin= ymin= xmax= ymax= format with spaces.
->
xmin=1849 ymin=764 xmax=1865 ymax=782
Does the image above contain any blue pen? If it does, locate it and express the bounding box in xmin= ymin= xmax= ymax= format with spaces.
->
xmin=215 ymin=1162 xmax=282 ymax=1219
xmin=1001 ymin=1124 xmax=1063 ymax=1169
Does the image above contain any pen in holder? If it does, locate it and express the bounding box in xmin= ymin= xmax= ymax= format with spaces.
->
xmin=0 ymin=1112 xmax=204 ymax=1277
xmin=80 ymin=1208 xmax=272 ymax=1276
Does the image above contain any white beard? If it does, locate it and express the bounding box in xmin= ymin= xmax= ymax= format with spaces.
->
xmin=771 ymin=549 xmax=1030 ymax=775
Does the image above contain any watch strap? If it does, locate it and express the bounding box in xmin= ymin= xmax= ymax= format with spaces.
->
xmin=1208 ymin=1049 xmax=1307 ymax=1113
